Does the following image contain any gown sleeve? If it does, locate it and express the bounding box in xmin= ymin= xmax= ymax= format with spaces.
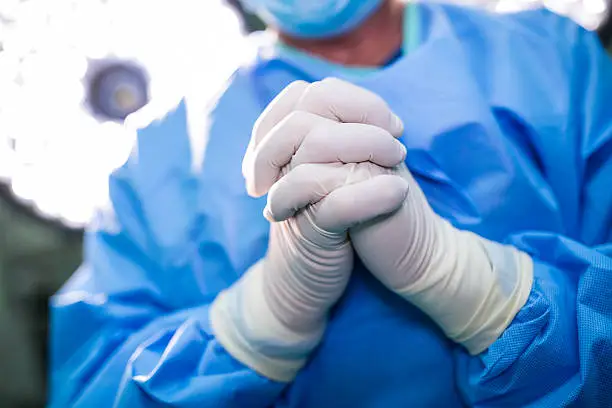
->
xmin=48 ymin=95 xmax=286 ymax=407
xmin=456 ymin=11 xmax=612 ymax=407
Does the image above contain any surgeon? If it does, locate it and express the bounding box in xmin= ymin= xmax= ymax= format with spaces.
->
xmin=49 ymin=0 xmax=612 ymax=406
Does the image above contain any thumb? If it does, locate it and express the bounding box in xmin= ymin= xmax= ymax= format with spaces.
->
xmin=314 ymin=174 xmax=409 ymax=233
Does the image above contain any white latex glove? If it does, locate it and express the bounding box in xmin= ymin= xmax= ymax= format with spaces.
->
xmin=210 ymin=79 xmax=408 ymax=382
xmin=238 ymin=77 xmax=534 ymax=355
xmin=351 ymin=163 xmax=534 ymax=354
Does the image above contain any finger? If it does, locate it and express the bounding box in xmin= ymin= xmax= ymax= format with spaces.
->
xmin=244 ymin=111 xmax=332 ymax=197
xmin=249 ymin=116 xmax=407 ymax=198
xmin=291 ymin=122 xmax=407 ymax=168
xmin=315 ymin=175 xmax=409 ymax=233
xmin=242 ymin=80 xmax=309 ymax=177
xmin=296 ymin=77 xmax=404 ymax=137
xmin=252 ymin=80 xmax=310 ymax=145
xmin=264 ymin=163 xmax=347 ymax=222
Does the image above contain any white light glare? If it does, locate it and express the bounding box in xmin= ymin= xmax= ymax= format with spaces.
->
xmin=0 ymin=0 xmax=249 ymax=227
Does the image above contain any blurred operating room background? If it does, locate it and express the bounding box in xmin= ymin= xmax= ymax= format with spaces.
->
xmin=0 ymin=0 xmax=610 ymax=406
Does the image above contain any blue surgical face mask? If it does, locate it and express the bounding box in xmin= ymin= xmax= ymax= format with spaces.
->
xmin=241 ymin=0 xmax=384 ymax=39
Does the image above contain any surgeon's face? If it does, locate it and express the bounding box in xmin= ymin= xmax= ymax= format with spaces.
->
xmin=241 ymin=0 xmax=385 ymax=38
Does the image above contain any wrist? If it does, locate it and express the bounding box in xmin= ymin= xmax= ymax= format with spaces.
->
xmin=210 ymin=259 xmax=326 ymax=382
xmin=461 ymin=237 xmax=533 ymax=353
xmin=396 ymin=221 xmax=534 ymax=354
xmin=265 ymin=220 xmax=353 ymax=333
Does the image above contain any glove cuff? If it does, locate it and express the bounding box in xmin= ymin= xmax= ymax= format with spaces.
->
xmin=396 ymin=222 xmax=534 ymax=355
xmin=210 ymin=259 xmax=325 ymax=382
xmin=454 ymin=238 xmax=534 ymax=354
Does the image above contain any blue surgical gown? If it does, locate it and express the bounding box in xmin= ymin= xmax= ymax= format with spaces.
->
xmin=49 ymin=4 xmax=612 ymax=407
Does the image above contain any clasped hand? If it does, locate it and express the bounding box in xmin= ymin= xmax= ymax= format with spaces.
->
xmin=211 ymin=78 xmax=533 ymax=383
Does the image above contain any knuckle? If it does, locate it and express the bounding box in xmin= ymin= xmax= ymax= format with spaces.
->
xmin=290 ymin=162 xmax=316 ymax=180
xmin=363 ymin=123 xmax=392 ymax=140
xmin=303 ymin=80 xmax=327 ymax=101
xmin=320 ymin=77 xmax=344 ymax=88
xmin=295 ymin=123 xmax=339 ymax=164
xmin=321 ymin=77 xmax=340 ymax=84
xmin=251 ymin=115 xmax=268 ymax=142
xmin=277 ymin=163 xmax=311 ymax=190
xmin=282 ymin=80 xmax=310 ymax=99
xmin=289 ymin=79 xmax=309 ymax=88
xmin=308 ymin=121 xmax=337 ymax=144
xmin=279 ymin=110 xmax=311 ymax=130
xmin=288 ymin=161 xmax=307 ymax=175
